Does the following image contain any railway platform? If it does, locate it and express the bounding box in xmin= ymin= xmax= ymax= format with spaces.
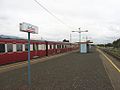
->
xmin=0 ymin=47 xmax=119 ymax=90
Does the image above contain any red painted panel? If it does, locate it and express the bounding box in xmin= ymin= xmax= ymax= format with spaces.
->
xmin=0 ymin=50 xmax=47 ymax=65
xmin=47 ymin=49 xmax=57 ymax=56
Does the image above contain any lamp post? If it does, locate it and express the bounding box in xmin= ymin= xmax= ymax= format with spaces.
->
xmin=72 ymin=28 xmax=88 ymax=52
xmin=78 ymin=28 xmax=81 ymax=43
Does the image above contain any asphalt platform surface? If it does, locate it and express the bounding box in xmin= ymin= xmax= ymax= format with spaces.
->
xmin=0 ymin=48 xmax=113 ymax=90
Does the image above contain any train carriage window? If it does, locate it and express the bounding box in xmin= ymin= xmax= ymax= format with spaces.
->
xmin=54 ymin=45 xmax=56 ymax=49
xmin=50 ymin=45 xmax=52 ymax=49
xmin=16 ymin=44 xmax=23 ymax=51
xmin=25 ymin=44 xmax=28 ymax=51
xmin=25 ymin=44 xmax=33 ymax=51
xmin=44 ymin=44 xmax=46 ymax=50
xmin=52 ymin=45 xmax=54 ymax=49
xmin=41 ymin=44 xmax=44 ymax=50
xmin=33 ymin=44 xmax=35 ymax=51
xmin=13 ymin=44 xmax=16 ymax=52
xmin=59 ymin=45 xmax=61 ymax=48
xmin=40 ymin=44 xmax=46 ymax=50
xmin=36 ymin=44 xmax=38 ymax=50
xmin=7 ymin=44 xmax=13 ymax=52
xmin=58 ymin=45 xmax=60 ymax=48
xmin=41 ymin=44 xmax=43 ymax=50
xmin=30 ymin=44 xmax=33 ymax=51
xmin=33 ymin=44 xmax=38 ymax=51
xmin=66 ymin=45 xmax=68 ymax=48
xmin=64 ymin=45 xmax=66 ymax=48
xmin=0 ymin=44 xmax=5 ymax=53
xmin=42 ymin=44 xmax=44 ymax=50
xmin=23 ymin=44 xmax=25 ymax=51
xmin=65 ymin=45 xmax=67 ymax=48
xmin=48 ymin=45 xmax=50 ymax=49
xmin=38 ymin=45 xmax=42 ymax=50
xmin=56 ymin=45 xmax=57 ymax=49
xmin=57 ymin=45 xmax=59 ymax=48
xmin=61 ymin=45 xmax=62 ymax=48
xmin=62 ymin=45 xmax=64 ymax=48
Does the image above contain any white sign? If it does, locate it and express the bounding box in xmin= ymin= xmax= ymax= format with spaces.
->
xmin=20 ymin=22 xmax=38 ymax=34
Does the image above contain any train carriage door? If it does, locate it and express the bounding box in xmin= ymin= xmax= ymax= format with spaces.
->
xmin=33 ymin=43 xmax=38 ymax=57
xmin=45 ymin=41 xmax=48 ymax=56
xmin=53 ymin=44 xmax=56 ymax=54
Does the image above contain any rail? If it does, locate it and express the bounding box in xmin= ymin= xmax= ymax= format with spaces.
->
xmin=99 ymin=47 xmax=120 ymax=61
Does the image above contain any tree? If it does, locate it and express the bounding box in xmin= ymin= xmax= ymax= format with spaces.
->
xmin=113 ymin=38 xmax=120 ymax=48
xmin=63 ymin=39 xmax=69 ymax=42
xmin=105 ymin=43 xmax=113 ymax=47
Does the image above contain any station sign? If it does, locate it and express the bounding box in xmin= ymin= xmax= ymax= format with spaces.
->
xmin=20 ymin=22 xmax=38 ymax=34
xmin=19 ymin=22 xmax=38 ymax=86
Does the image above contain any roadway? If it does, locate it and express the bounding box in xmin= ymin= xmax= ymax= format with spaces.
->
xmin=0 ymin=47 xmax=119 ymax=90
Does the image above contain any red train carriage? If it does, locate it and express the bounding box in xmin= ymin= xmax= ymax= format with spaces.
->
xmin=0 ymin=38 xmax=46 ymax=65
xmin=46 ymin=41 xmax=73 ymax=56
xmin=45 ymin=41 xmax=56 ymax=56
xmin=0 ymin=35 xmax=79 ymax=65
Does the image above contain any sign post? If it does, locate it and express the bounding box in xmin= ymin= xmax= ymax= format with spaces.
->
xmin=28 ymin=32 xmax=31 ymax=85
xmin=20 ymin=22 xmax=38 ymax=86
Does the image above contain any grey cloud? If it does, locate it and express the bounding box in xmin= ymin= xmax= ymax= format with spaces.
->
xmin=0 ymin=16 xmax=8 ymax=20
xmin=0 ymin=0 xmax=120 ymax=44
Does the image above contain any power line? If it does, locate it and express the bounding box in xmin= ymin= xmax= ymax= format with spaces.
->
xmin=34 ymin=0 xmax=74 ymax=30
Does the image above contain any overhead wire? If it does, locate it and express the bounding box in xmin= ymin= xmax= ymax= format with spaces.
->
xmin=34 ymin=0 xmax=75 ymax=30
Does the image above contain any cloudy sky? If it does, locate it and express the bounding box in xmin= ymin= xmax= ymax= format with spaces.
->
xmin=0 ymin=0 xmax=120 ymax=44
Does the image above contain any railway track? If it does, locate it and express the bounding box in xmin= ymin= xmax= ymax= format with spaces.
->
xmin=101 ymin=48 xmax=120 ymax=61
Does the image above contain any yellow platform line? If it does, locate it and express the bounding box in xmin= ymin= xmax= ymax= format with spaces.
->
xmin=97 ymin=48 xmax=120 ymax=73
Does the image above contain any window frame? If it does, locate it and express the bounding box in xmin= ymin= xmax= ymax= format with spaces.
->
xmin=33 ymin=44 xmax=38 ymax=51
xmin=24 ymin=43 xmax=33 ymax=51
xmin=7 ymin=43 xmax=13 ymax=53
xmin=50 ymin=44 xmax=52 ymax=49
xmin=25 ymin=44 xmax=28 ymax=51
xmin=0 ymin=43 xmax=5 ymax=53
xmin=16 ymin=44 xmax=23 ymax=52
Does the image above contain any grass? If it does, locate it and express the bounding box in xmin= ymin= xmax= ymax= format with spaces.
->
xmin=98 ymin=46 xmax=120 ymax=57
